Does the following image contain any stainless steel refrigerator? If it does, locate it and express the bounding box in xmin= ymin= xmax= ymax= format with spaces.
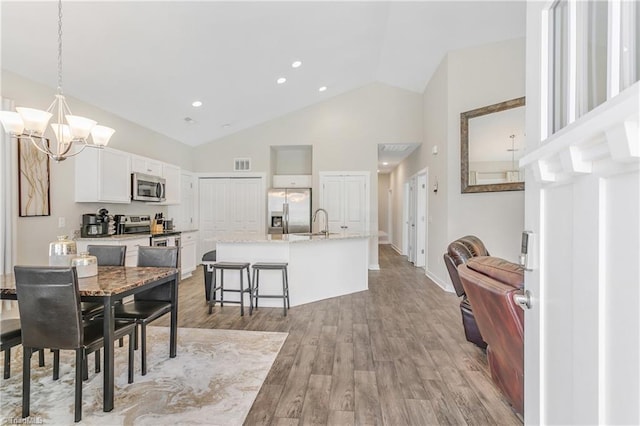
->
xmin=267 ymin=188 xmax=311 ymax=234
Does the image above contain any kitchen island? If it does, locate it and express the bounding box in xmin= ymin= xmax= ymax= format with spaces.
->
xmin=212 ymin=232 xmax=369 ymax=308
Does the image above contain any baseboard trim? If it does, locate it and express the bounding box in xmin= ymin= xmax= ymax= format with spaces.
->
xmin=391 ymin=244 xmax=403 ymax=255
xmin=369 ymin=264 xmax=380 ymax=271
xmin=425 ymin=269 xmax=453 ymax=293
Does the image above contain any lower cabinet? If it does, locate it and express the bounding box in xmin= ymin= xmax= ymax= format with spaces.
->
xmin=180 ymin=231 xmax=197 ymax=279
xmin=76 ymin=236 xmax=150 ymax=267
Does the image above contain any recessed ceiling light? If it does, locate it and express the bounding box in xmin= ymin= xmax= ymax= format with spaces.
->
xmin=319 ymin=86 xmax=327 ymax=92
xmin=382 ymin=162 xmax=389 ymax=166
xmin=184 ymin=117 xmax=196 ymax=124
xmin=277 ymin=77 xmax=287 ymax=84
xmin=291 ymin=60 xmax=302 ymax=68
xmin=192 ymin=101 xmax=203 ymax=107
xmin=222 ymin=123 xmax=231 ymax=128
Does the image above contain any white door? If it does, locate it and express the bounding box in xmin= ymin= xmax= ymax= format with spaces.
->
xmin=343 ymin=175 xmax=367 ymax=233
xmin=522 ymin=2 xmax=640 ymax=423
xmin=319 ymin=172 xmax=368 ymax=234
xmin=415 ymin=173 xmax=427 ymax=268
xmin=198 ymin=178 xmax=228 ymax=258
xmin=321 ymin=176 xmax=344 ymax=233
xmin=407 ymin=177 xmax=416 ymax=264
xmin=228 ymin=178 xmax=262 ymax=234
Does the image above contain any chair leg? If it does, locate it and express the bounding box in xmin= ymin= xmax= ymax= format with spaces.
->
xmin=220 ymin=270 xmax=225 ymax=307
xmin=282 ymin=268 xmax=287 ymax=317
xmin=95 ymin=350 xmax=101 ymax=373
xmin=22 ymin=347 xmax=32 ymax=418
xmin=53 ymin=350 xmax=60 ymax=381
xmin=128 ymin=332 xmax=134 ymax=384
xmin=285 ymin=267 xmax=290 ymax=309
xmin=38 ymin=349 xmax=45 ymax=367
xmin=82 ymin=355 xmax=89 ymax=381
xmin=119 ymin=337 xmax=124 ymax=348
xmin=239 ymin=270 xmax=244 ymax=316
xmin=251 ymin=268 xmax=257 ymax=314
xmin=141 ymin=324 xmax=147 ymax=376
xmin=247 ymin=267 xmax=253 ymax=315
xmin=255 ymin=269 xmax=260 ymax=308
xmin=75 ymin=349 xmax=83 ymax=422
xmin=3 ymin=348 xmax=10 ymax=379
xmin=133 ymin=325 xmax=139 ymax=351
xmin=208 ymin=268 xmax=216 ymax=314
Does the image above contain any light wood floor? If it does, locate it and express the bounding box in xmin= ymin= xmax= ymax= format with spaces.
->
xmin=156 ymin=245 xmax=522 ymax=425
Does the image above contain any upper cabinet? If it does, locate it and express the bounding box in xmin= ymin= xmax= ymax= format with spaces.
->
xmin=159 ymin=163 xmax=181 ymax=205
xmin=272 ymin=174 xmax=312 ymax=188
xmin=131 ymin=155 xmax=163 ymax=177
xmin=270 ymin=145 xmax=313 ymax=188
xmin=75 ymin=148 xmax=131 ymax=203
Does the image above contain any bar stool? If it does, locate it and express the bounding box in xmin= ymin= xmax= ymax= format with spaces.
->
xmin=250 ymin=262 xmax=290 ymax=316
xmin=207 ymin=262 xmax=252 ymax=316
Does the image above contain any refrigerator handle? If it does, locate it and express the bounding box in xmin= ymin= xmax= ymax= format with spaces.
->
xmin=283 ymin=203 xmax=289 ymax=234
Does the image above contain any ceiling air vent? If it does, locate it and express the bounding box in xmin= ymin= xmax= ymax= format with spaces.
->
xmin=380 ymin=144 xmax=411 ymax=152
xmin=234 ymin=158 xmax=251 ymax=172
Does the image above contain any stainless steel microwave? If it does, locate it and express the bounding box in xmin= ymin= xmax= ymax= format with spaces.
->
xmin=131 ymin=172 xmax=166 ymax=202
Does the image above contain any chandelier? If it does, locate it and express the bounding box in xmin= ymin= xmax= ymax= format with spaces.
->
xmin=0 ymin=0 xmax=115 ymax=162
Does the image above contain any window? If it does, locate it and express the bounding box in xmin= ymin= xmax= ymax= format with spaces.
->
xmin=547 ymin=0 xmax=639 ymax=136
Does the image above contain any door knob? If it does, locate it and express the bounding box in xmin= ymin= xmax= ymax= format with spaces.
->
xmin=513 ymin=290 xmax=532 ymax=310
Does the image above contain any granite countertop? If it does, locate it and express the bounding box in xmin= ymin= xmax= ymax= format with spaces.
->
xmin=214 ymin=232 xmax=370 ymax=244
xmin=1 ymin=266 xmax=178 ymax=297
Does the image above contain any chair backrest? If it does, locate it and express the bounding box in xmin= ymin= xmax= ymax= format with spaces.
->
xmin=135 ymin=246 xmax=179 ymax=301
xmin=87 ymin=244 xmax=127 ymax=266
xmin=13 ymin=266 xmax=83 ymax=350
xmin=443 ymin=235 xmax=490 ymax=297
xmin=138 ymin=246 xmax=179 ymax=268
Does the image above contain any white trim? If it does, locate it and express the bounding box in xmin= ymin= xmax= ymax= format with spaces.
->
xmin=390 ymin=244 xmax=403 ymax=255
xmin=426 ymin=269 xmax=453 ymax=293
xmin=541 ymin=5 xmax=551 ymax=140
xmin=195 ymin=171 xmax=266 ymax=180
xmin=368 ymin=264 xmax=380 ymax=271
xmin=568 ymin=0 xmax=578 ymax=124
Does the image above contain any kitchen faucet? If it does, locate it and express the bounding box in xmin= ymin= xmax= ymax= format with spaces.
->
xmin=312 ymin=208 xmax=329 ymax=235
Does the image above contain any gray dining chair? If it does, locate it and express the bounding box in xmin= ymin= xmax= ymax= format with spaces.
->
xmin=113 ymin=246 xmax=179 ymax=375
xmin=14 ymin=265 xmax=136 ymax=423
xmin=1 ymin=319 xmax=45 ymax=379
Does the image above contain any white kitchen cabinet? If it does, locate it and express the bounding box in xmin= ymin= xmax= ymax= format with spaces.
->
xmin=319 ymin=173 xmax=369 ymax=233
xmin=76 ymin=236 xmax=150 ymax=267
xmin=167 ymin=172 xmax=197 ymax=231
xmin=131 ymin=155 xmax=163 ymax=177
xmin=75 ymin=147 xmax=131 ymax=203
xmin=180 ymin=231 xmax=198 ymax=278
xmin=272 ymin=174 xmax=312 ymax=188
xmin=159 ymin=163 xmax=181 ymax=205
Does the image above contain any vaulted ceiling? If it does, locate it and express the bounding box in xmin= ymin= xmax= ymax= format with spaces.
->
xmin=1 ymin=1 xmax=526 ymax=147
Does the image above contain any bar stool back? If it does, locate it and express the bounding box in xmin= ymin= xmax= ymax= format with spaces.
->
xmin=207 ymin=262 xmax=252 ymax=316
xmin=251 ymin=262 xmax=290 ymax=316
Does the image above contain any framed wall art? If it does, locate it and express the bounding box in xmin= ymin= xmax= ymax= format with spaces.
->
xmin=18 ymin=137 xmax=51 ymax=217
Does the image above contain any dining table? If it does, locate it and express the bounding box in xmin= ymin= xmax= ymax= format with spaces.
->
xmin=0 ymin=265 xmax=180 ymax=412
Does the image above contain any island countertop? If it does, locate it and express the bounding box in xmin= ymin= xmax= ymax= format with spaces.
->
xmin=213 ymin=232 xmax=371 ymax=244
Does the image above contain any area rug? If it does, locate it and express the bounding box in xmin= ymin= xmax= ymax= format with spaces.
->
xmin=0 ymin=327 xmax=287 ymax=425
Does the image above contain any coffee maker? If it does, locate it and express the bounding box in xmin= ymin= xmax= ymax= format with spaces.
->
xmin=81 ymin=213 xmax=109 ymax=237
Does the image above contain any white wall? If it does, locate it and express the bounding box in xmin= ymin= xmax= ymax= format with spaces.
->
xmin=193 ymin=82 xmax=424 ymax=268
xmin=390 ymin=37 xmax=526 ymax=291
xmin=1 ymin=71 xmax=194 ymax=265
xmin=377 ymin=173 xmax=390 ymax=239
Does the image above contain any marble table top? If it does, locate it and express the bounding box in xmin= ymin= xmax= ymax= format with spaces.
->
xmin=1 ymin=266 xmax=178 ymax=297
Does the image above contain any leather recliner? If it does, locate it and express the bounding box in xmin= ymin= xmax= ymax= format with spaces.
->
xmin=443 ymin=235 xmax=488 ymax=349
xmin=458 ymin=256 xmax=525 ymax=416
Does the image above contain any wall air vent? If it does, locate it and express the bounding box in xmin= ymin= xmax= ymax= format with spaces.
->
xmin=380 ymin=144 xmax=411 ymax=152
xmin=234 ymin=158 xmax=251 ymax=172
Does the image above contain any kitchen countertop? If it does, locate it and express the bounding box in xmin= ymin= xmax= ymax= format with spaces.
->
xmin=76 ymin=234 xmax=153 ymax=242
xmin=214 ymin=232 xmax=370 ymax=244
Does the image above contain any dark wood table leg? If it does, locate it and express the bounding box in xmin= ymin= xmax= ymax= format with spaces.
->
xmin=170 ymin=274 xmax=178 ymax=358
xmin=103 ymin=296 xmax=115 ymax=412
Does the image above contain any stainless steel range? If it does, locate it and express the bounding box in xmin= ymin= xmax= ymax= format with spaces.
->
xmin=114 ymin=214 xmax=152 ymax=235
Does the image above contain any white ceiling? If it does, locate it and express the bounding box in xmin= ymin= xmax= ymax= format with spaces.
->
xmin=1 ymin=1 xmax=525 ymax=153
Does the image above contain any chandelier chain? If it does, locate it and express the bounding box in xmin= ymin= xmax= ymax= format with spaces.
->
xmin=57 ymin=0 xmax=63 ymax=93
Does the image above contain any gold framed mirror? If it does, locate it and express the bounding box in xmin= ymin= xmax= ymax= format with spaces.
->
xmin=460 ymin=97 xmax=525 ymax=193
